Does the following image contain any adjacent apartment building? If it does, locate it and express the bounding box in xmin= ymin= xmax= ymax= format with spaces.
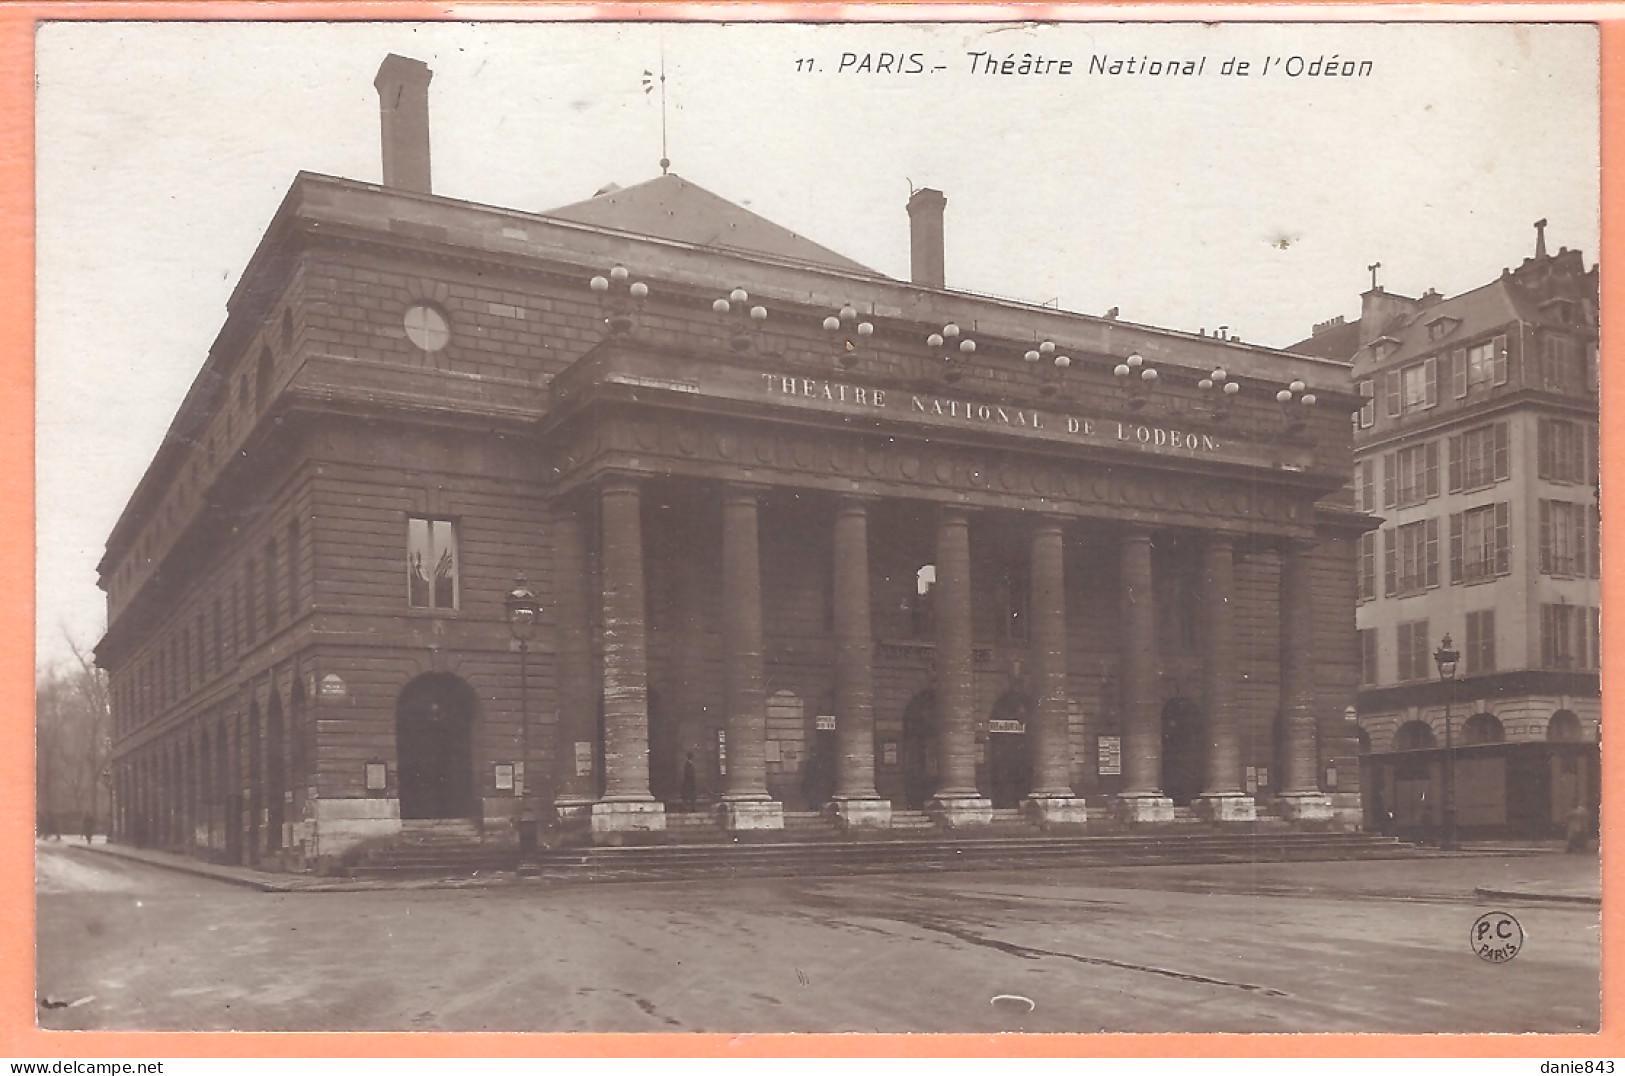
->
xmin=1292 ymin=224 xmax=1600 ymax=839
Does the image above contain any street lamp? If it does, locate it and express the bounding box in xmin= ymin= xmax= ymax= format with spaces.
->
xmin=506 ymin=577 xmax=540 ymax=856
xmin=1433 ymin=632 xmax=1460 ymax=851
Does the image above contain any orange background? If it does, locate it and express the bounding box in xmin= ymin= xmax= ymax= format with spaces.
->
xmin=0 ymin=1 xmax=1616 ymax=1060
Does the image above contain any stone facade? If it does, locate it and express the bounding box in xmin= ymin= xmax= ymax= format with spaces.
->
xmin=99 ymin=55 xmax=1370 ymax=868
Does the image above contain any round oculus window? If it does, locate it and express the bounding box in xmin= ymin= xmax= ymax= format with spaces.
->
xmin=404 ymin=304 xmax=450 ymax=352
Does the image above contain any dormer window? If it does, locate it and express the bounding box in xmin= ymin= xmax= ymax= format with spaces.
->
xmin=1426 ymin=316 xmax=1460 ymax=342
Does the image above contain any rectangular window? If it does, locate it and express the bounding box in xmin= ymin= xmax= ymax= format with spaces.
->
xmin=265 ymin=538 xmax=279 ymax=632
xmin=1465 ymin=609 xmax=1496 ymax=675
xmin=1449 ymin=422 xmax=1510 ymax=492
xmin=1391 ymin=442 xmax=1438 ymax=506
xmin=1541 ymin=604 xmax=1580 ymax=669
xmin=1354 ymin=458 xmax=1378 ymax=513
xmin=408 ymin=517 xmax=460 ymax=610
xmin=1384 ymin=369 xmax=1402 ymax=417
xmin=1400 ymin=360 xmax=1435 ymax=411
xmin=1590 ymin=607 xmax=1602 ymax=670
xmin=1466 ymin=336 xmax=1508 ymax=390
xmin=244 ymin=560 xmax=258 ymax=646
xmin=212 ymin=596 xmax=223 ymax=674
xmin=1397 ymin=619 xmax=1431 ymax=681
xmin=1358 ymin=628 xmax=1379 ymax=685
xmin=1357 ymin=379 xmax=1375 ymax=428
xmin=1451 ymin=503 xmax=1510 ymax=584
xmin=1542 ymin=333 xmax=1583 ymax=392
xmin=1538 ymin=418 xmax=1586 ymax=483
xmin=1392 ymin=518 xmax=1438 ymax=594
xmin=1357 ymin=531 xmax=1377 ymax=601
xmin=286 ymin=519 xmax=300 ymax=622
xmin=1540 ymin=500 xmax=1586 ymax=576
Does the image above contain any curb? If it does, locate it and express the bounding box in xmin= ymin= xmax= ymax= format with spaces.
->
xmin=1472 ymin=886 xmax=1601 ymax=907
xmin=64 ymin=842 xmax=300 ymax=893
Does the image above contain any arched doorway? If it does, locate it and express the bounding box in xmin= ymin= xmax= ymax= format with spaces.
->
xmin=901 ymin=690 xmax=937 ymax=809
xmin=1160 ymin=698 xmax=1205 ymax=806
xmin=266 ymin=690 xmax=285 ymax=852
xmin=396 ymin=674 xmax=477 ymax=820
xmin=1547 ymin=709 xmax=1582 ymax=742
xmin=1463 ymin=712 xmax=1504 ymax=745
xmin=246 ymin=701 xmax=262 ymax=861
xmin=987 ymin=691 xmax=1033 ymax=809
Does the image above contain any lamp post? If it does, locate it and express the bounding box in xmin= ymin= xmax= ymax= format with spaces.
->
xmin=1433 ymin=632 xmax=1460 ymax=851
xmin=506 ymin=577 xmax=540 ymax=856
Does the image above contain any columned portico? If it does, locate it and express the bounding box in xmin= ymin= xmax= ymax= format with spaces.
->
xmin=591 ymin=476 xmax=666 ymax=836
xmin=1024 ymin=516 xmax=1089 ymax=825
xmin=829 ymin=496 xmax=890 ymax=829
xmin=1115 ymin=527 xmax=1174 ymax=822
xmin=552 ymin=504 xmax=597 ymax=825
xmin=717 ymin=484 xmax=783 ymax=831
xmin=1275 ymin=540 xmax=1333 ymax=820
xmin=927 ymin=506 xmax=992 ymax=826
xmin=1193 ymin=535 xmax=1256 ymax=821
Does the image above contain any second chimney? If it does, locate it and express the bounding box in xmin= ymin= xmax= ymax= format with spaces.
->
xmin=375 ymin=54 xmax=434 ymax=194
xmin=907 ymin=188 xmax=947 ymax=288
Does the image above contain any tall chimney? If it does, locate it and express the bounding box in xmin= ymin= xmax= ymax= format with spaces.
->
xmin=907 ymin=188 xmax=947 ymax=288
xmin=374 ymin=54 xmax=433 ymax=194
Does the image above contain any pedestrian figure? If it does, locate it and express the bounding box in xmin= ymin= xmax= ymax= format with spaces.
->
xmin=82 ymin=814 xmax=94 ymax=845
xmin=1565 ymin=802 xmax=1591 ymax=853
xmin=680 ymin=752 xmax=697 ymax=813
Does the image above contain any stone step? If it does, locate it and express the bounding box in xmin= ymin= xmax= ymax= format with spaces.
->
xmin=524 ymin=833 xmax=1422 ymax=883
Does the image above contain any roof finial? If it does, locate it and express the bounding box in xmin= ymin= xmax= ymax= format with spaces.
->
xmin=1534 ymin=217 xmax=1549 ymax=259
xmin=643 ymin=46 xmax=671 ymax=175
xmin=1367 ymin=261 xmax=1382 ymax=291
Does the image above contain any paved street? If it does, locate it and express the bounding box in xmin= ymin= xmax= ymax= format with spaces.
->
xmin=37 ymin=842 xmax=1598 ymax=1034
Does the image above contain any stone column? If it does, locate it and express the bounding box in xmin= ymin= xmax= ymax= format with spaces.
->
xmin=830 ymin=496 xmax=890 ymax=829
xmin=1024 ymin=516 xmax=1089 ymax=825
xmin=591 ymin=476 xmax=666 ymax=837
xmin=551 ymin=503 xmax=598 ymax=832
xmin=1275 ymin=540 xmax=1332 ymax=820
xmin=718 ymin=484 xmax=783 ymax=831
xmin=1193 ymin=535 xmax=1256 ymax=821
xmin=1115 ymin=527 xmax=1174 ymax=822
xmin=928 ymin=506 xmax=992 ymax=826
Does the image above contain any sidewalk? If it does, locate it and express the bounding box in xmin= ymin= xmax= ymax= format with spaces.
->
xmin=57 ymin=839 xmax=520 ymax=893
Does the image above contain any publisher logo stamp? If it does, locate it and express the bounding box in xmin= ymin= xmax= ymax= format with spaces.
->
xmin=1472 ymin=911 xmax=1523 ymax=963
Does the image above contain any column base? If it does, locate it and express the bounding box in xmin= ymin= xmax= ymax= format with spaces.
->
xmin=1273 ymin=792 xmax=1334 ymax=822
xmin=590 ymin=799 xmax=667 ymax=836
xmin=926 ymin=795 xmax=993 ymax=827
xmin=1023 ymin=795 xmax=1091 ymax=826
xmin=716 ymin=799 xmax=784 ymax=831
xmin=1113 ymin=793 xmax=1176 ymax=823
xmin=1192 ymin=793 xmax=1258 ymax=823
xmin=827 ymin=797 xmax=892 ymax=830
xmin=554 ymin=798 xmax=595 ymax=824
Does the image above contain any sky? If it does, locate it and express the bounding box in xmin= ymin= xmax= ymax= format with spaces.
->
xmin=33 ymin=16 xmax=1599 ymax=669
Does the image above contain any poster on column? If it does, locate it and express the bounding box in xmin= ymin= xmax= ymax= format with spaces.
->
xmin=26 ymin=5 xmax=1603 ymax=1058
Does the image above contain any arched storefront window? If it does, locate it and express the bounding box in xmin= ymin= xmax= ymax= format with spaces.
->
xmin=1462 ymin=712 xmax=1505 ymax=745
xmin=1394 ymin=719 xmax=1437 ymax=751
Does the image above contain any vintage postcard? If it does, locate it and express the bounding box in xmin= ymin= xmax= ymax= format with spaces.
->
xmin=22 ymin=8 xmax=1608 ymax=1059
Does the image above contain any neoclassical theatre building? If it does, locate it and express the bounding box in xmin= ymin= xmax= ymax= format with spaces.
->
xmin=100 ymin=55 xmax=1370 ymax=865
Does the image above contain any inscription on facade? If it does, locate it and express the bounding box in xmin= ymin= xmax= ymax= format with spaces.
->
xmin=761 ymin=374 xmax=1226 ymax=456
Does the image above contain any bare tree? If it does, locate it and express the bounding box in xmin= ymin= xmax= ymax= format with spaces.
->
xmin=35 ymin=631 xmax=111 ymax=837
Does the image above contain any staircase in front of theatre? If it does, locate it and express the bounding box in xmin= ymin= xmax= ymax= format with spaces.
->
xmin=341 ymin=805 xmax=1422 ymax=882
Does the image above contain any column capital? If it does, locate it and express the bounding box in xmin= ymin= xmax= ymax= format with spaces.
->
xmin=1030 ymin=514 xmax=1067 ymax=536
xmin=1120 ymin=525 xmax=1154 ymax=547
xmin=598 ymin=471 xmax=644 ymax=497
xmin=1204 ymin=532 xmax=1236 ymax=554
xmin=723 ymin=480 xmax=773 ymax=502
xmin=835 ymin=492 xmax=880 ymax=515
xmin=938 ymin=503 xmax=972 ymax=528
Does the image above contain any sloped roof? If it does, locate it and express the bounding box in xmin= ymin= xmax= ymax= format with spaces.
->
xmin=542 ymin=173 xmax=880 ymax=276
xmin=1373 ymin=278 xmax=1522 ymax=367
xmin=1286 ymin=316 xmax=1362 ymax=362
